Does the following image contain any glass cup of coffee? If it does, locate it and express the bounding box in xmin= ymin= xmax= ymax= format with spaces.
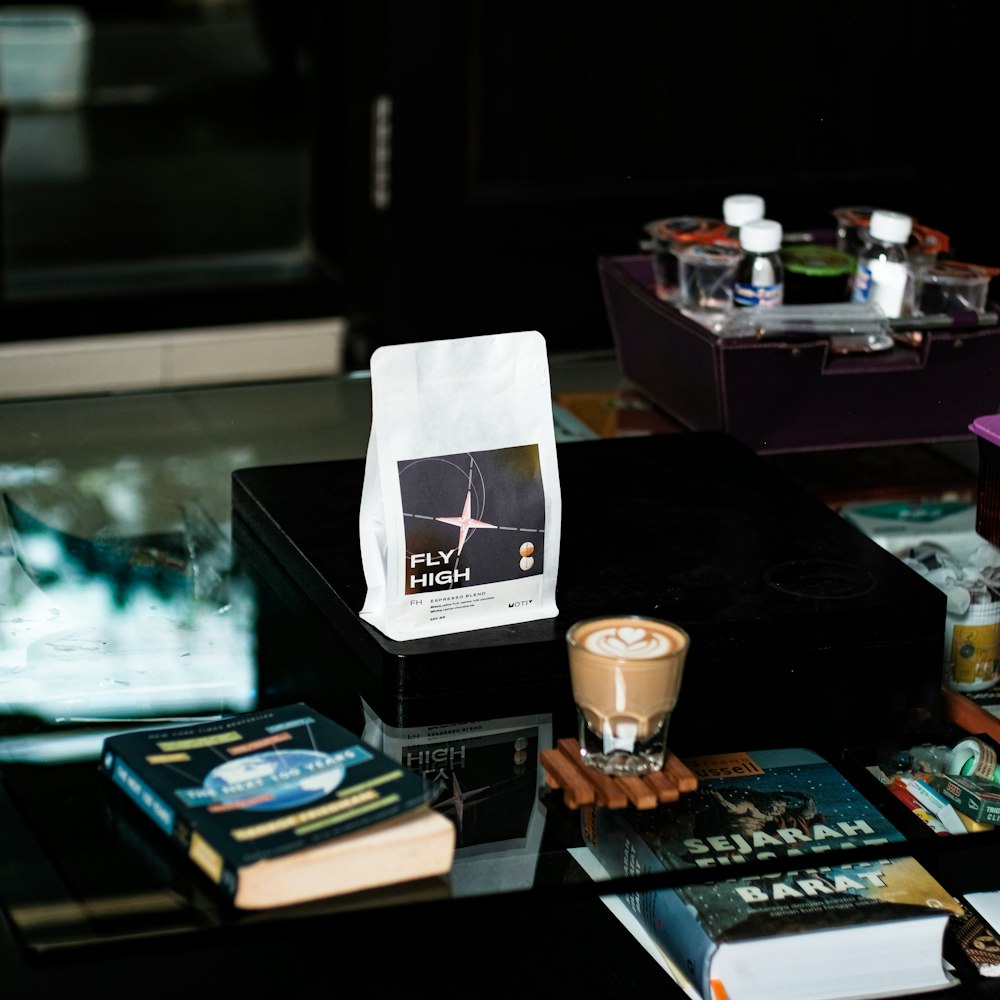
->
xmin=566 ymin=615 xmax=690 ymax=776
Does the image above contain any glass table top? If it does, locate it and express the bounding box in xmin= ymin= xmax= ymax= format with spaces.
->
xmin=0 ymin=352 xmax=995 ymax=999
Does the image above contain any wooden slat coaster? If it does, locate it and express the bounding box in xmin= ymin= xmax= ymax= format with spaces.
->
xmin=556 ymin=738 xmax=628 ymax=808
xmin=540 ymin=741 xmax=594 ymax=809
xmin=643 ymin=768 xmax=680 ymax=803
xmin=663 ymin=750 xmax=699 ymax=793
xmin=540 ymin=739 xmax=698 ymax=810
xmin=617 ymin=775 xmax=658 ymax=809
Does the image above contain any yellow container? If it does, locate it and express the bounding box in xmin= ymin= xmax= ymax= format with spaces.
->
xmin=947 ymin=586 xmax=1000 ymax=692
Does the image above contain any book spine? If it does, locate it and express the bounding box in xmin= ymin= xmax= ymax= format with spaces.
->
xmin=583 ymin=806 xmax=717 ymax=996
xmin=101 ymin=749 xmax=239 ymax=900
xmin=103 ymin=751 xmax=178 ymax=839
xmin=639 ymin=882 xmax=716 ymax=1000
xmin=582 ymin=803 xmax=668 ymax=880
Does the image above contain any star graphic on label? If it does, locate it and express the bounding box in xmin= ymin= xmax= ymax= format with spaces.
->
xmin=435 ymin=490 xmax=497 ymax=555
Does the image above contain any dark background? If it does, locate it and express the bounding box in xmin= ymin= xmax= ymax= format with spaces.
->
xmin=1 ymin=0 xmax=994 ymax=365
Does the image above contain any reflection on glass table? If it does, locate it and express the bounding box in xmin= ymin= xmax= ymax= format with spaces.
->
xmin=0 ymin=357 xmax=619 ymax=766
xmin=0 ymin=492 xmax=257 ymax=762
xmin=362 ymin=702 xmax=551 ymax=896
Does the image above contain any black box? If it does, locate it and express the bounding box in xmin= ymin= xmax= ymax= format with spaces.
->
xmin=232 ymin=432 xmax=946 ymax=757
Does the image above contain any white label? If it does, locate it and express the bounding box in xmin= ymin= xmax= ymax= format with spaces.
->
xmin=867 ymin=259 xmax=908 ymax=318
xmin=852 ymin=259 xmax=908 ymax=317
xmin=733 ymin=281 xmax=783 ymax=308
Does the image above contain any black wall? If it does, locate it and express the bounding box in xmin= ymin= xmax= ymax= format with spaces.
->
xmin=311 ymin=1 xmax=997 ymax=360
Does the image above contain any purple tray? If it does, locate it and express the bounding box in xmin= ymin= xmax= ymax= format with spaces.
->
xmin=600 ymin=254 xmax=1000 ymax=454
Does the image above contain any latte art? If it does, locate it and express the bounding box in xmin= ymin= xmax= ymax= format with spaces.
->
xmin=582 ymin=624 xmax=673 ymax=659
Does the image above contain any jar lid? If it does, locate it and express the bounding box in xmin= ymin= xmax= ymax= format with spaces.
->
xmin=644 ymin=216 xmax=725 ymax=246
xmin=780 ymin=243 xmax=856 ymax=276
xmin=922 ymin=259 xmax=999 ymax=284
xmin=868 ymin=209 xmax=913 ymax=245
xmin=739 ymin=218 xmax=782 ymax=253
xmin=673 ymin=242 xmax=744 ymax=265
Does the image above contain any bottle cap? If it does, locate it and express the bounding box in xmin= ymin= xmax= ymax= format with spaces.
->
xmin=739 ymin=218 xmax=782 ymax=253
xmin=723 ymin=194 xmax=765 ymax=228
xmin=868 ymin=209 xmax=913 ymax=245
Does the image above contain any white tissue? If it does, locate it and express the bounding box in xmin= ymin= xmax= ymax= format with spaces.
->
xmin=901 ymin=542 xmax=1000 ymax=613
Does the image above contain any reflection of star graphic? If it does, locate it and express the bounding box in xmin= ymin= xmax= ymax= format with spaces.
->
xmin=433 ymin=772 xmax=489 ymax=842
xmin=434 ymin=490 xmax=497 ymax=555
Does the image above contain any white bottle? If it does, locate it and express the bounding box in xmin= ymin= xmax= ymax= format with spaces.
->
xmin=850 ymin=208 xmax=915 ymax=318
xmin=733 ymin=218 xmax=784 ymax=308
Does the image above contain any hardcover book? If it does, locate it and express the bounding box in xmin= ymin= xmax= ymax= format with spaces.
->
xmin=99 ymin=703 xmax=456 ymax=909
xmin=578 ymin=747 xmax=964 ymax=1000
xmin=578 ymin=849 xmax=963 ymax=1000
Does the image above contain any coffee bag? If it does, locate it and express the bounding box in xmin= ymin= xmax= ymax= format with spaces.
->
xmin=359 ymin=330 xmax=561 ymax=640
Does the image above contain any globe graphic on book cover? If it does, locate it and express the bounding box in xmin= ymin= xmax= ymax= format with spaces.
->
xmin=203 ymin=750 xmax=346 ymax=811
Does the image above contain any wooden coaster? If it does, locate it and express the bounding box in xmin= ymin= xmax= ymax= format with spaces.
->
xmin=540 ymin=738 xmax=698 ymax=810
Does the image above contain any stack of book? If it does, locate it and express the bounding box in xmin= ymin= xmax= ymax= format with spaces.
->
xmin=576 ymin=747 xmax=968 ymax=1000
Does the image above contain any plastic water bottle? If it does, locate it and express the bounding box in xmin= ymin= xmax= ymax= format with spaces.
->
xmin=850 ymin=208 xmax=915 ymax=318
xmin=733 ymin=219 xmax=784 ymax=308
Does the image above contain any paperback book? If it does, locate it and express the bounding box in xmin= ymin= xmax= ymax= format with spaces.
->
xmin=99 ymin=702 xmax=456 ymax=909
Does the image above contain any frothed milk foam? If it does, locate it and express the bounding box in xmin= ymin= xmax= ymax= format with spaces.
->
xmin=568 ymin=616 xmax=688 ymax=740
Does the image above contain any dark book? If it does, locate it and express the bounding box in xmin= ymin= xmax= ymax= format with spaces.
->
xmin=955 ymin=891 xmax=1000 ymax=978
xmin=578 ymin=748 xmax=965 ymax=999
xmin=99 ymin=703 xmax=456 ymax=909
xmin=581 ymin=747 xmax=907 ymax=876
xmin=579 ymin=849 xmax=963 ymax=1000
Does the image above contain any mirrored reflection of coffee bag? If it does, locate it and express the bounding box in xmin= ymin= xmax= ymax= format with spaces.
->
xmin=359 ymin=330 xmax=562 ymax=641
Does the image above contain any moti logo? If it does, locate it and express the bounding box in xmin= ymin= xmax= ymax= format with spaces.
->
xmin=508 ymin=600 xmax=533 ymax=608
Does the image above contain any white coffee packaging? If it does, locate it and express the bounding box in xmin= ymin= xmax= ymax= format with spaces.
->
xmin=359 ymin=330 xmax=561 ymax=640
